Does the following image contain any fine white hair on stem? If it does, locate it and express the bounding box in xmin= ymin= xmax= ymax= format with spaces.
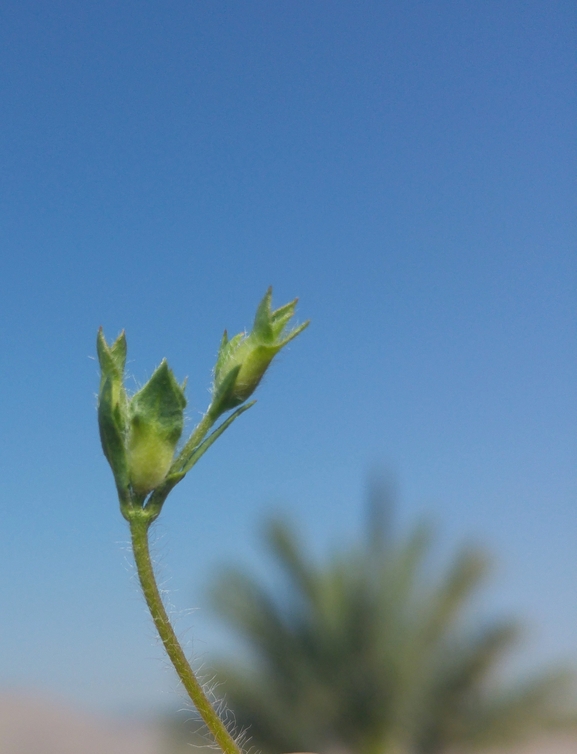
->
xmin=120 ymin=522 xmax=246 ymax=752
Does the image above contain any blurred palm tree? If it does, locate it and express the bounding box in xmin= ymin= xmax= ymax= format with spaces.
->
xmin=209 ymin=484 xmax=573 ymax=754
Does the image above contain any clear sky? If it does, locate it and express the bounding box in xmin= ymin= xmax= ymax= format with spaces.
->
xmin=0 ymin=0 xmax=575 ymax=715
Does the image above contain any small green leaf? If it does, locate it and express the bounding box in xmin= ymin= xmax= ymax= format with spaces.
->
xmin=180 ymin=401 xmax=255 ymax=475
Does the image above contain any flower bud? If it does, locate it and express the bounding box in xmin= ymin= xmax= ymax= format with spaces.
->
xmin=211 ymin=288 xmax=309 ymax=416
xmin=97 ymin=328 xmax=130 ymax=494
xmin=97 ymin=330 xmax=186 ymax=497
xmin=126 ymin=361 xmax=186 ymax=494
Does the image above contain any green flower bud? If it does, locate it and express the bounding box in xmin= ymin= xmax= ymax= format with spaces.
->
xmin=211 ymin=287 xmax=309 ymax=416
xmin=126 ymin=361 xmax=186 ymax=494
xmin=97 ymin=328 xmax=130 ymax=495
xmin=97 ymin=330 xmax=186 ymax=497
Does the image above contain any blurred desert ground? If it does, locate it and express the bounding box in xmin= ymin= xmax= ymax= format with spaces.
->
xmin=0 ymin=691 xmax=575 ymax=754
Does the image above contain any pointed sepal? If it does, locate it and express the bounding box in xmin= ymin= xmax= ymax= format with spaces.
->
xmin=127 ymin=360 xmax=187 ymax=494
xmin=97 ymin=329 xmax=130 ymax=495
xmin=211 ymin=288 xmax=309 ymax=417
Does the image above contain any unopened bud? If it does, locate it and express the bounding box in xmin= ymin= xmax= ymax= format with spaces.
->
xmin=97 ymin=328 xmax=129 ymax=494
xmin=97 ymin=331 xmax=186 ymax=497
xmin=211 ymin=288 xmax=309 ymax=417
xmin=126 ymin=361 xmax=186 ymax=494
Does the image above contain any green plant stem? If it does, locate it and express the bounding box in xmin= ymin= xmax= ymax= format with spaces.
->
xmin=173 ymin=411 xmax=215 ymax=473
xmin=129 ymin=515 xmax=242 ymax=754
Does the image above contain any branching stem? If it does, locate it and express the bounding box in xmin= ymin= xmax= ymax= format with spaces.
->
xmin=129 ymin=515 xmax=241 ymax=754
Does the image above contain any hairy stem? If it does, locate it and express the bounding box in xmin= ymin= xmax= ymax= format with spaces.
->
xmin=173 ymin=411 xmax=215 ymax=473
xmin=130 ymin=515 xmax=241 ymax=754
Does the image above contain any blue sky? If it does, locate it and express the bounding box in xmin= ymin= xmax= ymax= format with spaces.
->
xmin=0 ymin=0 xmax=575 ymax=714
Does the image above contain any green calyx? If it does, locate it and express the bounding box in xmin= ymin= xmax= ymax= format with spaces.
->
xmin=127 ymin=360 xmax=186 ymax=494
xmin=211 ymin=287 xmax=310 ymax=417
xmin=97 ymin=328 xmax=130 ymax=496
xmin=97 ymin=329 xmax=186 ymax=500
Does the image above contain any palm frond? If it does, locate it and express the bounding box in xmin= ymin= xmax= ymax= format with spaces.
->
xmin=209 ymin=511 xmax=575 ymax=754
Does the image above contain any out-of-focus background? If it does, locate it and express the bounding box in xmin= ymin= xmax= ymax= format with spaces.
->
xmin=0 ymin=1 xmax=575 ymax=752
